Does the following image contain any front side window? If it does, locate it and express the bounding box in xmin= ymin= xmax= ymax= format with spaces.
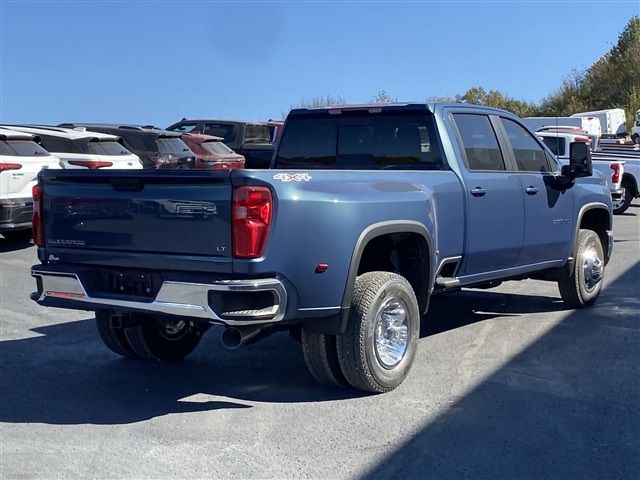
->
xmin=169 ymin=122 xmax=199 ymax=133
xmin=0 ymin=140 xmax=50 ymax=157
xmin=275 ymin=112 xmax=443 ymax=169
xmin=453 ymin=113 xmax=505 ymax=171
xmin=502 ymin=118 xmax=550 ymax=172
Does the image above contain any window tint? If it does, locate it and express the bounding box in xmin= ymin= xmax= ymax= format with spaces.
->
xmin=275 ymin=113 xmax=443 ymax=169
xmin=244 ymin=125 xmax=271 ymax=143
xmin=39 ymin=135 xmax=74 ymax=153
xmin=156 ymin=138 xmax=192 ymax=155
xmin=203 ymin=123 xmax=237 ymax=143
xmin=123 ymin=134 xmax=157 ymax=152
xmin=201 ymin=141 xmax=234 ymax=155
xmin=540 ymin=136 xmax=565 ymax=157
xmin=502 ymin=118 xmax=550 ymax=172
xmin=0 ymin=140 xmax=50 ymax=157
xmin=169 ymin=123 xmax=199 ymax=133
xmin=453 ymin=114 xmax=505 ymax=171
xmin=86 ymin=140 xmax=132 ymax=156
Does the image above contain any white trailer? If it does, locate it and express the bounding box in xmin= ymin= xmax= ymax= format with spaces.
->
xmin=571 ymin=108 xmax=627 ymax=137
xmin=522 ymin=116 xmax=602 ymax=136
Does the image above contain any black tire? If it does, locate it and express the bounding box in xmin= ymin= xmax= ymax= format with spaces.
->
xmin=558 ymin=229 xmax=605 ymax=308
xmin=95 ymin=311 xmax=139 ymax=359
xmin=2 ymin=229 xmax=32 ymax=242
xmin=612 ymin=185 xmax=632 ymax=215
xmin=301 ymin=330 xmax=348 ymax=387
xmin=337 ymin=271 xmax=420 ymax=393
xmin=124 ymin=315 xmax=203 ymax=362
xmin=633 ymin=134 xmax=640 ymax=145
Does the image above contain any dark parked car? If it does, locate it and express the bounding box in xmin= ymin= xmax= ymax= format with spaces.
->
xmin=58 ymin=124 xmax=195 ymax=169
xmin=180 ymin=133 xmax=245 ymax=170
xmin=166 ymin=119 xmax=274 ymax=168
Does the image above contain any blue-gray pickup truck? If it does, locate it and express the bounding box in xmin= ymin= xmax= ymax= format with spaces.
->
xmin=31 ymin=103 xmax=614 ymax=393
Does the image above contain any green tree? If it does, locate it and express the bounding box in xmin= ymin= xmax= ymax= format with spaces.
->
xmin=455 ymin=87 xmax=538 ymax=117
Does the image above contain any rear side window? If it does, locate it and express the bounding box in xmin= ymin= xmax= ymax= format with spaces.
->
xmin=453 ymin=114 xmax=505 ymax=171
xmin=86 ymin=140 xmax=131 ymax=156
xmin=203 ymin=123 xmax=237 ymax=143
xmin=275 ymin=113 xmax=443 ymax=169
xmin=244 ymin=125 xmax=271 ymax=143
xmin=502 ymin=118 xmax=550 ymax=172
xmin=540 ymin=136 xmax=565 ymax=157
xmin=0 ymin=140 xmax=50 ymax=157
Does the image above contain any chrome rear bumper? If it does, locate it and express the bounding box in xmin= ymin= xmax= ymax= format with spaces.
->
xmin=31 ymin=269 xmax=287 ymax=326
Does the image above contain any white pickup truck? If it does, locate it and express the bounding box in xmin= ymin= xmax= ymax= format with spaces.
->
xmin=593 ymin=142 xmax=640 ymax=214
xmin=536 ymin=129 xmax=627 ymax=213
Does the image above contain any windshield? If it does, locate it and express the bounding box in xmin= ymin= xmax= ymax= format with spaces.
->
xmin=245 ymin=125 xmax=271 ymax=143
xmin=87 ymin=140 xmax=132 ymax=156
xmin=275 ymin=112 xmax=443 ymax=169
xmin=201 ymin=141 xmax=235 ymax=155
xmin=0 ymin=139 xmax=50 ymax=157
xmin=156 ymin=137 xmax=192 ymax=156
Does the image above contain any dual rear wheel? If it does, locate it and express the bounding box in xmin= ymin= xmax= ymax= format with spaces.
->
xmin=96 ymin=311 xmax=203 ymax=362
xmin=302 ymin=272 xmax=420 ymax=393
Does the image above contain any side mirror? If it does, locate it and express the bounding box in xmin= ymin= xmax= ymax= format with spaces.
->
xmin=565 ymin=142 xmax=592 ymax=178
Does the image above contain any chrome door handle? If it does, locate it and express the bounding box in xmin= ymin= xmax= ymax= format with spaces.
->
xmin=470 ymin=187 xmax=487 ymax=197
xmin=525 ymin=186 xmax=539 ymax=195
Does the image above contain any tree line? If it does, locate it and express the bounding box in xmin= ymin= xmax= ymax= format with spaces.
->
xmin=290 ymin=16 xmax=639 ymax=130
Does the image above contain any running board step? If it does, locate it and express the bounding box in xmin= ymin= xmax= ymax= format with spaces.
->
xmin=435 ymin=277 xmax=461 ymax=289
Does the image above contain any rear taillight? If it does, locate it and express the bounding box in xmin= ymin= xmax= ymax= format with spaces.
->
xmin=32 ymin=184 xmax=44 ymax=246
xmin=67 ymin=160 xmax=113 ymax=169
xmin=574 ymin=136 xmax=591 ymax=143
xmin=232 ymin=186 xmax=272 ymax=258
xmin=611 ymin=163 xmax=621 ymax=184
xmin=0 ymin=163 xmax=22 ymax=171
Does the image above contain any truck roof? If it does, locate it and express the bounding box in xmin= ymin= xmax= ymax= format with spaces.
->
xmin=288 ymin=102 xmax=513 ymax=116
xmin=57 ymin=123 xmax=182 ymax=138
xmin=0 ymin=127 xmax=37 ymax=141
xmin=1 ymin=124 xmax=120 ymax=141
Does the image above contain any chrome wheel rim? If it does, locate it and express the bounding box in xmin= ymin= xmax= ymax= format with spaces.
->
xmin=582 ymin=246 xmax=603 ymax=292
xmin=374 ymin=297 xmax=409 ymax=368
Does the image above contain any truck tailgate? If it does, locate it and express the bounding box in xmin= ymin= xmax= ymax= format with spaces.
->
xmin=40 ymin=170 xmax=232 ymax=259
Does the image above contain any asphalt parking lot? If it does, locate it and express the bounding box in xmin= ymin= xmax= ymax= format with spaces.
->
xmin=1 ymin=205 xmax=638 ymax=479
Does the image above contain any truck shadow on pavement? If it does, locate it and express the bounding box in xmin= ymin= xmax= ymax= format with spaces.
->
xmin=0 ymin=238 xmax=34 ymax=253
xmin=362 ymin=261 xmax=640 ymax=480
xmin=1 ymin=288 xmax=571 ymax=425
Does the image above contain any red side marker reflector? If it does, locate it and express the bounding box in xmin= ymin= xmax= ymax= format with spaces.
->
xmin=315 ymin=263 xmax=328 ymax=274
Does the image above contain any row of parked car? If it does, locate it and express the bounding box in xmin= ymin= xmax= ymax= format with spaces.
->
xmin=0 ymin=119 xmax=283 ymax=239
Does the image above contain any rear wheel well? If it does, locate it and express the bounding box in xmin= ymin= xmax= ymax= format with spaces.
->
xmin=357 ymin=232 xmax=430 ymax=313
xmin=579 ymin=208 xmax=610 ymax=262
xmin=622 ymin=173 xmax=638 ymax=197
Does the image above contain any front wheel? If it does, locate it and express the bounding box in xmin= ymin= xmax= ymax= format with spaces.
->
xmin=557 ymin=229 xmax=605 ymax=308
xmin=337 ymin=271 xmax=420 ymax=393
xmin=633 ymin=134 xmax=640 ymax=145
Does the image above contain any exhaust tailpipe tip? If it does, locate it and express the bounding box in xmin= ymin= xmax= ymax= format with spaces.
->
xmin=220 ymin=327 xmax=243 ymax=350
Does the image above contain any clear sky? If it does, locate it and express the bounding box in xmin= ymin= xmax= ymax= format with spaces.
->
xmin=1 ymin=1 xmax=637 ymax=127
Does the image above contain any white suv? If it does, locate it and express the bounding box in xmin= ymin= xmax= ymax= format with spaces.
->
xmin=1 ymin=125 xmax=142 ymax=170
xmin=0 ymin=128 xmax=60 ymax=241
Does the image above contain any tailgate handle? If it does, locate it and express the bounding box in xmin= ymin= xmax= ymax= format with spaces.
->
xmin=110 ymin=178 xmax=143 ymax=192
